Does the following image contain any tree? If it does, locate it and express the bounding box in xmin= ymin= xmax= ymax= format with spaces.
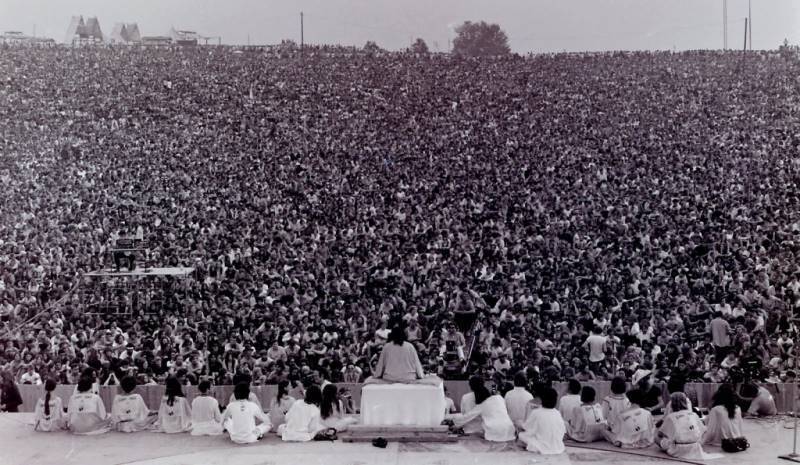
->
xmin=452 ymin=21 xmax=511 ymax=57
xmin=410 ymin=38 xmax=429 ymax=54
xmin=363 ymin=41 xmax=382 ymax=54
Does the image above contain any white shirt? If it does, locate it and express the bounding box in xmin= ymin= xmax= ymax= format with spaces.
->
xmin=21 ymin=371 xmax=42 ymax=385
xmin=191 ymin=396 xmax=223 ymax=436
xmin=519 ymin=408 xmax=566 ymax=454
xmin=223 ymin=399 xmax=271 ymax=444
xmin=557 ymin=393 xmax=581 ymax=419
xmin=280 ymin=401 xmax=324 ymax=442
xmin=111 ymin=393 xmax=152 ymax=433
xmin=504 ymin=387 xmax=534 ymax=429
xmin=453 ymin=395 xmax=516 ymax=442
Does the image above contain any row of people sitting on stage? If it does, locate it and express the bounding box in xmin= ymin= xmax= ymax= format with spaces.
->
xmin=32 ymin=375 xmax=356 ymax=443
xmin=445 ymin=373 xmax=775 ymax=458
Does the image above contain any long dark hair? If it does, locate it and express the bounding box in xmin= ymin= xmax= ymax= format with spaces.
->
xmin=320 ymin=384 xmax=339 ymax=419
xmin=164 ymin=377 xmax=184 ymax=407
xmin=43 ymin=379 xmax=56 ymax=416
xmin=388 ymin=326 xmax=406 ymax=346
xmin=469 ymin=376 xmax=491 ymax=404
xmin=276 ymin=380 xmax=290 ymax=403
xmin=712 ymin=383 xmax=739 ymax=419
xmin=304 ymin=385 xmax=322 ymax=406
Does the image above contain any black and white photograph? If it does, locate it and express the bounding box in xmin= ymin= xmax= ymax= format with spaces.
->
xmin=1 ymin=1 xmax=799 ymax=464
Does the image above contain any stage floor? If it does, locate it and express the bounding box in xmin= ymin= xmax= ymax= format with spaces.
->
xmin=0 ymin=414 xmax=793 ymax=465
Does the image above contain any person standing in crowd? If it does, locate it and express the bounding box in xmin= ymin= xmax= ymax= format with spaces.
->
xmin=155 ymin=377 xmax=192 ymax=433
xmin=449 ymin=377 xmax=515 ymax=442
xmin=34 ymin=379 xmax=65 ymax=432
xmin=278 ymin=385 xmax=326 ymax=442
xmin=67 ymin=377 xmax=111 ymax=435
xmin=565 ymin=386 xmax=607 ymax=442
xmin=518 ymin=387 xmax=566 ymax=454
xmin=583 ymin=326 xmax=607 ymax=374
xmin=222 ymin=382 xmax=272 ymax=444
xmin=190 ymin=380 xmax=223 ymax=436
xmin=710 ymin=313 xmax=732 ymax=362
xmin=0 ymin=370 xmax=23 ymax=412
xmin=504 ymin=372 xmax=534 ymax=431
xmin=110 ymin=376 xmax=157 ymax=432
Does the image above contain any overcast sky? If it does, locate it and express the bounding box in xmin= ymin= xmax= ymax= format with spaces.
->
xmin=2 ymin=0 xmax=798 ymax=52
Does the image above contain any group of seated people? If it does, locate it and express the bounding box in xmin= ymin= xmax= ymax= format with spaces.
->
xmin=443 ymin=371 xmax=777 ymax=458
xmin=31 ymin=369 xmax=356 ymax=444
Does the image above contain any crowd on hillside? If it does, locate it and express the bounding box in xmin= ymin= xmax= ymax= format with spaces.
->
xmin=1 ymin=46 xmax=799 ymax=393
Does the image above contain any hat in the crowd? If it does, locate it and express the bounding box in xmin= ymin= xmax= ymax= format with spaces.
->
xmin=632 ymin=369 xmax=652 ymax=385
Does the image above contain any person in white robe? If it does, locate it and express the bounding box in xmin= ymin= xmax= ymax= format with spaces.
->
xmin=657 ymin=393 xmax=722 ymax=460
xmin=601 ymin=377 xmax=631 ymax=430
xmin=278 ymin=385 xmax=326 ymax=442
xmin=365 ymin=326 xmax=441 ymax=385
xmin=557 ymin=379 xmax=582 ymax=420
xmin=110 ymin=376 xmax=157 ymax=432
xmin=227 ymin=391 xmax=263 ymax=411
xmin=459 ymin=376 xmax=485 ymax=435
xmin=34 ymin=379 xmax=66 ymax=432
xmin=450 ymin=380 xmax=515 ymax=442
xmin=67 ymin=378 xmax=111 ymax=435
xmin=504 ymin=373 xmax=534 ymax=431
xmin=702 ymin=384 xmax=744 ymax=446
xmin=71 ymin=368 xmax=100 ymax=397
xmin=268 ymin=380 xmax=296 ymax=430
xmin=603 ymin=389 xmax=655 ymax=448
xmin=191 ymin=380 xmax=223 ymax=436
xmin=154 ymin=377 xmax=192 ymax=433
xmin=320 ymin=384 xmax=358 ymax=431
xmin=566 ymin=386 xmax=607 ymax=442
xmin=222 ymin=383 xmax=272 ymax=444
xmin=518 ymin=387 xmax=566 ymax=454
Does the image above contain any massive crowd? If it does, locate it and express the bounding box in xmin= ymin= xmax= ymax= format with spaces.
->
xmin=1 ymin=46 xmax=799 ymax=394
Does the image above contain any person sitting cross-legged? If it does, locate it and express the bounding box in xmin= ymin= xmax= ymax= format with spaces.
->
xmin=518 ymin=387 xmax=566 ymax=455
xmin=657 ymin=392 xmax=721 ymax=460
xmin=222 ymin=382 xmax=272 ymax=444
xmin=566 ymin=386 xmax=607 ymax=442
xmin=603 ymin=388 xmax=655 ymax=449
xmin=110 ymin=376 xmax=157 ymax=433
xmin=191 ymin=380 xmax=223 ymax=436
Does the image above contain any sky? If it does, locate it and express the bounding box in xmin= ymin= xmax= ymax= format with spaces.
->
xmin=1 ymin=0 xmax=798 ymax=52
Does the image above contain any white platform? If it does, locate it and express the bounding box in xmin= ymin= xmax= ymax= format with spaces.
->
xmin=360 ymin=383 xmax=446 ymax=426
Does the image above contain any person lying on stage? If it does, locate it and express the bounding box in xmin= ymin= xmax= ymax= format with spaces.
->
xmin=154 ymin=377 xmax=192 ymax=433
xmin=34 ymin=379 xmax=66 ymax=432
xmin=601 ymin=376 xmax=631 ymax=431
xmin=190 ymin=380 xmax=223 ymax=436
xmin=320 ymin=384 xmax=358 ymax=432
xmin=222 ymin=382 xmax=272 ymax=444
xmin=67 ymin=377 xmax=111 ymax=435
xmin=278 ymin=385 xmax=326 ymax=442
xmin=110 ymin=376 xmax=157 ymax=433
xmin=565 ymin=386 xmax=607 ymax=443
xmin=364 ymin=326 xmax=441 ymax=385
xmin=602 ymin=389 xmax=655 ymax=449
xmin=518 ymin=387 xmax=566 ymax=454
xmin=657 ymin=393 xmax=721 ymax=460
xmin=449 ymin=377 xmax=516 ymax=442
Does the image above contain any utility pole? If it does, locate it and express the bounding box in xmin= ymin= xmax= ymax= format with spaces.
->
xmin=743 ymin=18 xmax=748 ymax=51
xmin=748 ymin=0 xmax=752 ymax=50
xmin=300 ymin=12 xmax=304 ymax=52
xmin=33 ymin=24 xmax=36 ymax=38
xmin=723 ymin=0 xmax=728 ymax=50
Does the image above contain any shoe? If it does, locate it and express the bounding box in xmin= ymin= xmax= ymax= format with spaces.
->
xmin=372 ymin=437 xmax=388 ymax=448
